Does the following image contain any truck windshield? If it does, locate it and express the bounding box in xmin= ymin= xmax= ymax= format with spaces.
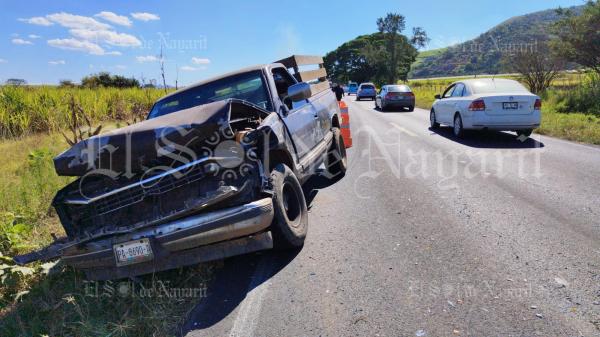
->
xmin=148 ymin=71 xmax=272 ymax=119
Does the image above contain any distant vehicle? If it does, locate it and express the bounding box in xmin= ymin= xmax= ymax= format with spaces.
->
xmin=375 ymin=84 xmax=415 ymax=112
xmin=430 ymin=78 xmax=541 ymax=139
xmin=347 ymin=82 xmax=358 ymax=95
xmin=356 ymin=83 xmax=376 ymax=101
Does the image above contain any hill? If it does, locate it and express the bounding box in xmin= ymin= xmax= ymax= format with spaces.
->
xmin=410 ymin=5 xmax=584 ymax=78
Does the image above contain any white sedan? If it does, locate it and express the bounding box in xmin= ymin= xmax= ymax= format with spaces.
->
xmin=430 ymin=79 xmax=541 ymax=138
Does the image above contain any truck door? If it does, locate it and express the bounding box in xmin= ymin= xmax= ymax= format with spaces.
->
xmin=271 ymin=67 xmax=319 ymax=160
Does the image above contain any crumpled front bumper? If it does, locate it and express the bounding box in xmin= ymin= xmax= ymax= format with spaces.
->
xmin=15 ymin=198 xmax=274 ymax=280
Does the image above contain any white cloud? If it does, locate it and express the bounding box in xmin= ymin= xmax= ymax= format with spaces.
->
xmin=191 ymin=57 xmax=210 ymax=65
xmin=28 ymin=34 xmax=42 ymax=39
xmin=12 ymin=38 xmax=33 ymax=45
xmin=180 ymin=66 xmax=200 ymax=72
xmin=69 ymin=28 xmax=141 ymax=47
xmin=48 ymin=60 xmax=66 ymax=65
xmin=18 ymin=17 xmax=54 ymax=26
xmin=48 ymin=38 xmax=107 ymax=55
xmin=94 ymin=11 xmax=132 ymax=27
xmin=0 ymin=58 xmax=7 ymax=63
xmin=47 ymin=12 xmax=111 ymax=30
xmin=115 ymin=65 xmax=127 ymax=70
xmin=131 ymin=12 xmax=160 ymax=21
xmin=136 ymin=55 xmax=159 ymax=62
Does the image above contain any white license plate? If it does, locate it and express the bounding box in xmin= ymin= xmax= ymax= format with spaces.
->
xmin=503 ymin=102 xmax=518 ymax=109
xmin=114 ymin=238 xmax=153 ymax=266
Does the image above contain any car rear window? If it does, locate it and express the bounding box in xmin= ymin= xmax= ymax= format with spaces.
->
xmin=361 ymin=85 xmax=375 ymax=90
xmin=388 ymin=85 xmax=411 ymax=92
xmin=470 ymin=80 xmax=528 ymax=94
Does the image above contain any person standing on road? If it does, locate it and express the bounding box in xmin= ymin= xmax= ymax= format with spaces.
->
xmin=332 ymin=83 xmax=345 ymax=101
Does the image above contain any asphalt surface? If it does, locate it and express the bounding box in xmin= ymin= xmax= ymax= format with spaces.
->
xmin=183 ymin=97 xmax=600 ymax=337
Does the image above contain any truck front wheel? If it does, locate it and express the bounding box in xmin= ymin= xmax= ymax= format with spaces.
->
xmin=270 ymin=164 xmax=308 ymax=248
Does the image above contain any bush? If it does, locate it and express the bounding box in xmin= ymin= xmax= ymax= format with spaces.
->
xmin=553 ymin=75 xmax=600 ymax=115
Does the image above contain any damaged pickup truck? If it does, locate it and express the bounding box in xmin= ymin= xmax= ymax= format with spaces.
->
xmin=15 ymin=55 xmax=348 ymax=280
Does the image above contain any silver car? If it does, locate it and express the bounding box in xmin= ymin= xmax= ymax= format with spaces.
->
xmin=356 ymin=83 xmax=377 ymax=101
xmin=375 ymin=84 xmax=415 ymax=112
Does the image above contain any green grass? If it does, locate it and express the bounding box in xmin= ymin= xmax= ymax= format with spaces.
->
xmin=0 ymin=86 xmax=166 ymax=138
xmin=406 ymin=72 xmax=600 ymax=145
xmin=0 ymin=131 xmax=216 ymax=337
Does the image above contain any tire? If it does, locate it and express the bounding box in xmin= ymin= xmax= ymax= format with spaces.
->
xmin=430 ymin=109 xmax=440 ymax=129
xmin=407 ymin=106 xmax=414 ymax=112
xmin=453 ymin=113 xmax=464 ymax=138
xmin=324 ymin=127 xmax=347 ymax=178
xmin=270 ymin=164 xmax=308 ymax=248
xmin=516 ymin=129 xmax=533 ymax=138
xmin=381 ymin=102 xmax=387 ymax=112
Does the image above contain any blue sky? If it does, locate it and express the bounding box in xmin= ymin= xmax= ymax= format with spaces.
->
xmin=0 ymin=0 xmax=586 ymax=85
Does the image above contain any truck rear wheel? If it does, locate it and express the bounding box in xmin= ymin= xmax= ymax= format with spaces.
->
xmin=270 ymin=164 xmax=308 ymax=248
xmin=325 ymin=127 xmax=347 ymax=178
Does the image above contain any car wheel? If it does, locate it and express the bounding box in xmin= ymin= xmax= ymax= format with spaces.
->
xmin=324 ymin=127 xmax=347 ymax=178
xmin=430 ymin=109 xmax=440 ymax=129
xmin=453 ymin=113 xmax=464 ymax=138
xmin=270 ymin=164 xmax=308 ymax=248
xmin=407 ymin=105 xmax=414 ymax=112
xmin=516 ymin=129 xmax=533 ymax=138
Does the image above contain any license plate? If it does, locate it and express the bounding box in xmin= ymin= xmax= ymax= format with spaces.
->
xmin=503 ymin=102 xmax=519 ymax=110
xmin=114 ymin=238 xmax=153 ymax=266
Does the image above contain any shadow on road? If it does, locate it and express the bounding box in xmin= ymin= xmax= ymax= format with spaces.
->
xmin=178 ymin=249 xmax=300 ymax=336
xmin=302 ymin=169 xmax=345 ymax=209
xmin=372 ymin=106 xmax=413 ymax=113
xmin=178 ymin=172 xmax=343 ymax=336
xmin=430 ymin=126 xmax=545 ymax=149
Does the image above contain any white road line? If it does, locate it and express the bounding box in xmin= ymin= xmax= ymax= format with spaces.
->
xmin=390 ymin=122 xmax=418 ymax=137
xmin=228 ymin=256 xmax=272 ymax=337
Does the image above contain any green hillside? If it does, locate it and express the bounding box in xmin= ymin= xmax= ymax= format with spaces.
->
xmin=410 ymin=5 xmax=584 ymax=78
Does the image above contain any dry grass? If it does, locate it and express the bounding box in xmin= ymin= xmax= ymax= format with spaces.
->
xmin=0 ymin=130 xmax=216 ymax=337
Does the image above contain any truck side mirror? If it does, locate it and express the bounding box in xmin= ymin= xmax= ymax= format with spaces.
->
xmin=287 ymin=82 xmax=312 ymax=102
xmin=434 ymin=94 xmax=441 ymax=100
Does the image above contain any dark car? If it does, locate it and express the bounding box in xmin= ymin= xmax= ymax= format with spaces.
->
xmin=375 ymin=84 xmax=415 ymax=111
xmin=15 ymin=56 xmax=348 ymax=280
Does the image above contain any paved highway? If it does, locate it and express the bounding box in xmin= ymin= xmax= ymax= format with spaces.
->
xmin=183 ymin=97 xmax=600 ymax=337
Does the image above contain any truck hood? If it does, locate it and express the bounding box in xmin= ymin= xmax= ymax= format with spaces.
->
xmin=54 ymin=99 xmax=267 ymax=176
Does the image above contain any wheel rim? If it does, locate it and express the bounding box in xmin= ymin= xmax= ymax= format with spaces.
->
xmin=282 ymin=182 xmax=301 ymax=226
xmin=454 ymin=116 xmax=461 ymax=136
xmin=430 ymin=111 xmax=435 ymax=127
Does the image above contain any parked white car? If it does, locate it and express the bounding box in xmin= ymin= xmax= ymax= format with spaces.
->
xmin=430 ymin=79 xmax=541 ymax=138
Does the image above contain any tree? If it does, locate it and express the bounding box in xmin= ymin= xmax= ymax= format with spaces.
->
xmin=376 ymin=13 xmax=429 ymax=83
xmin=5 ymin=79 xmax=26 ymax=86
xmin=325 ymin=14 xmax=428 ymax=85
xmin=81 ymin=72 xmax=140 ymax=88
xmin=551 ymin=1 xmax=600 ymax=75
xmin=59 ymin=79 xmax=76 ymax=87
xmin=507 ymin=46 xmax=563 ymax=94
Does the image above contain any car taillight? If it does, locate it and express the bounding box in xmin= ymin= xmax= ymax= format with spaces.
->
xmin=534 ymin=99 xmax=542 ymax=110
xmin=406 ymin=92 xmax=415 ymax=97
xmin=468 ymin=99 xmax=486 ymax=111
